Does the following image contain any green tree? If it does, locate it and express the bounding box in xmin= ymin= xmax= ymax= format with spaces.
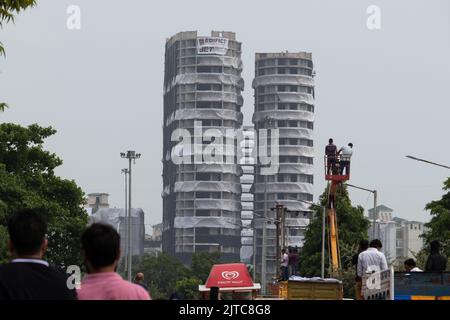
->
xmin=1 ymin=0 xmax=37 ymax=110
xmin=0 ymin=0 xmax=36 ymax=56
xmin=191 ymin=251 xmax=221 ymax=282
xmin=133 ymin=253 xmax=191 ymax=300
xmin=175 ymin=277 xmax=202 ymax=300
xmin=299 ymin=185 xmax=370 ymax=297
xmin=0 ymin=123 xmax=88 ymax=267
xmin=0 ymin=224 xmax=8 ymax=264
xmin=422 ymin=177 xmax=450 ymax=269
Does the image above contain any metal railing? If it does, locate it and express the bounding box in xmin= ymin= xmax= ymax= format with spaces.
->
xmin=324 ymin=155 xmax=352 ymax=177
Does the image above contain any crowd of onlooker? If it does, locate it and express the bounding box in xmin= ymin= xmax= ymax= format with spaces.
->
xmin=0 ymin=209 xmax=151 ymax=300
xmin=351 ymin=238 xmax=447 ymax=299
xmin=0 ymin=209 xmax=447 ymax=300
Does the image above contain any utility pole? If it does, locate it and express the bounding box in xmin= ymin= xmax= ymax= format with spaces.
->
xmin=261 ymin=174 xmax=267 ymax=295
xmin=274 ymin=204 xmax=284 ymax=280
xmin=120 ymin=150 xmax=141 ymax=281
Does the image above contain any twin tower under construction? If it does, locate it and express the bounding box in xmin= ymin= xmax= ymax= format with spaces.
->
xmin=162 ymin=31 xmax=315 ymax=284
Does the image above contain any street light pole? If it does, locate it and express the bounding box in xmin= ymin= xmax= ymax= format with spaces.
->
xmin=346 ymin=183 xmax=377 ymax=239
xmin=252 ymin=219 xmax=256 ymax=282
xmin=121 ymin=168 xmax=129 ymax=273
xmin=297 ymin=198 xmax=326 ymax=278
xmin=406 ymin=155 xmax=450 ymax=170
xmin=322 ymin=206 xmax=326 ymax=278
xmin=373 ymin=190 xmax=377 ymax=239
xmin=120 ymin=150 xmax=141 ymax=282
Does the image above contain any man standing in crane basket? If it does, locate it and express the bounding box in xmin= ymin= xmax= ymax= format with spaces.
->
xmin=338 ymin=143 xmax=353 ymax=175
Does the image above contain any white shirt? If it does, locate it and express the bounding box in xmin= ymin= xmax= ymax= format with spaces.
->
xmin=357 ymin=248 xmax=388 ymax=277
xmin=11 ymin=258 xmax=49 ymax=267
xmin=340 ymin=145 xmax=353 ymax=161
xmin=281 ymin=253 xmax=289 ymax=267
xmin=410 ymin=267 xmax=423 ymax=272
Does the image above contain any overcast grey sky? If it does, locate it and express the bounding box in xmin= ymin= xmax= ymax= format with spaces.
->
xmin=1 ymin=0 xmax=449 ymax=232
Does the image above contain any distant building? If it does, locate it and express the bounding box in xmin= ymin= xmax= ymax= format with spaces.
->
xmin=152 ymin=223 xmax=163 ymax=242
xmin=143 ymin=223 xmax=163 ymax=256
xmin=162 ymin=31 xmax=244 ymax=265
xmin=368 ymin=204 xmax=393 ymax=222
xmin=252 ymin=51 xmax=315 ymax=283
xmin=393 ymin=217 xmax=426 ymax=260
xmin=87 ymin=207 xmax=146 ymax=258
xmin=368 ymin=205 xmax=425 ymax=264
xmin=86 ymin=193 xmax=110 ymax=212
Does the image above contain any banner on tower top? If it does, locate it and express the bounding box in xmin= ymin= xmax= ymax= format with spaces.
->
xmin=197 ymin=37 xmax=229 ymax=55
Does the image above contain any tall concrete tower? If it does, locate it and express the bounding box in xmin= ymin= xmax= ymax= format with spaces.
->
xmin=252 ymin=52 xmax=315 ymax=286
xmin=162 ymin=31 xmax=244 ymax=264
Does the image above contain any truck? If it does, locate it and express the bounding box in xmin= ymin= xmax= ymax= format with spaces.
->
xmin=362 ymin=268 xmax=450 ymax=300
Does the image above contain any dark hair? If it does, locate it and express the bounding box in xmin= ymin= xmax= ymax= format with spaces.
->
xmin=359 ymin=239 xmax=369 ymax=251
xmin=404 ymin=258 xmax=416 ymax=268
xmin=430 ymin=240 xmax=440 ymax=253
xmin=329 ymin=138 xmax=333 ymax=143
xmin=370 ymin=239 xmax=382 ymax=249
xmin=81 ymin=223 xmax=120 ymax=268
xmin=348 ymin=143 xmax=353 ymax=148
xmin=7 ymin=209 xmax=47 ymax=256
xmin=281 ymin=249 xmax=286 ymax=253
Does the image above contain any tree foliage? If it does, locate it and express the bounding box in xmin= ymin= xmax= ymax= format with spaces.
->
xmin=422 ymin=177 xmax=450 ymax=267
xmin=299 ymin=185 xmax=370 ymax=297
xmin=0 ymin=123 xmax=88 ymax=267
xmin=132 ymin=253 xmax=191 ymax=300
xmin=191 ymin=251 xmax=221 ymax=283
xmin=0 ymin=0 xmax=36 ymax=55
xmin=1 ymin=0 xmax=37 ymax=109
xmin=133 ymin=252 xmax=222 ymax=300
xmin=175 ymin=277 xmax=203 ymax=300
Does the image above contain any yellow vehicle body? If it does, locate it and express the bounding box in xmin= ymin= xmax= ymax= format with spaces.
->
xmin=278 ymin=280 xmax=343 ymax=300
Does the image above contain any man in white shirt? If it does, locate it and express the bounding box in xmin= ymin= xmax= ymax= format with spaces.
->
xmin=280 ymin=249 xmax=289 ymax=281
xmin=338 ymin=143 xmax=353 ymax=175
xmin=357 ymin=239 xmax=388 ymax=278
xmin=404 ymin=258 xmax=423 ymax=272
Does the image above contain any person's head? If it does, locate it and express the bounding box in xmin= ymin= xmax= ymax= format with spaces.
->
xmin=7 ymin=209 xmax=48 ymax=259
xmin=81 ymin=223 xmax=121 ymax=273
xmin=348 ymin=143 xmax=353 ymax=148
xmin=370 ymin=239 xmax=383 ymax=250
xmin=281 ymin=249 xmax=286 ymax=254
xmin=135 ymin=272 xmax=145 ymax=283
xmin=404 ymin=258 xmax=417 ymax=272
xmin=430 ymin=240 xmax=440 ymax=254
xmin=359 ymin=239 xmax=369 ymax=252
xmin=329 ymin=138 xmax=333 ymax=144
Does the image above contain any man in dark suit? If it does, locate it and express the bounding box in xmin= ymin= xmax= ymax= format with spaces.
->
xmin=0 ymin=209 xmax=77 ymax=300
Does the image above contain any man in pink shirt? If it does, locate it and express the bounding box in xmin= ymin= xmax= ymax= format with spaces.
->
xmin=77 ymin=223 xmax=150 ymax=300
